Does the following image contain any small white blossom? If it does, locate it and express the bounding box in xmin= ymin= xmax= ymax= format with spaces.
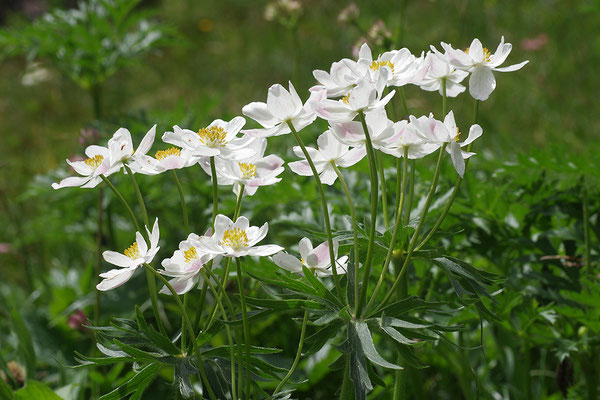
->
xmin=418 ymin=51 xmax=469 ymax=97
xmin=272 ymin=237 xmax=347 ymax=277
xmin=52 ymin=144 xmax=115 ymax=189
xmin=107 ymin=125 xmax=157 ymax=171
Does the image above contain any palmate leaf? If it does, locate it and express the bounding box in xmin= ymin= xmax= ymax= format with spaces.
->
xmin=304 ymin=320 xmax=344 ymax=355
xmin=352 ymin=321 xmax=402 ymax=370
xmin=301 ymin=265 xmax=344 ymax=309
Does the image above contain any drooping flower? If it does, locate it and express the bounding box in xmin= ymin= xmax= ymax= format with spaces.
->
xmin=196 ymin=214 xmax=283 ymax=258
xmin=162 ymin=116 xmax=254 ymax=160
xmin=107 ymin=125 xmax=157 ymax=171
xmin=159 ymin=232 xmax=217 ymax=295
xmin=439 ymin=36 xmax=529 ymax=101
xmin=272 ymin=237 xmax=348 ymax=277
xmin=242 ymin=81 xmax=317 ymax=137
xmin=289 ymin=130 xmax=366 ymax=185
xmin=52 ymin=144 xmax=114 ymax=189
xmin=97 ymin=218 xmax=160 ymax=291
xmin=418 ymin=51 xmax=469 ymax=97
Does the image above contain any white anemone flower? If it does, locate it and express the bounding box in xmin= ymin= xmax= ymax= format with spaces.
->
xmin=312 ymin=79 xmax=395 ymax=123
xmin=378 ymin=119 xmax=441 ymax=160
xmin=410 ymin=111 xmax=482 ymax=177
xmin=311 ymin=59 xmax=360 ymax=97
xmin=107 ymin=125 xmax=157 ymax=171
xmin=272 ymin=237 xmax=348 ymax=277
xmin=159 ymin=232 xmax=217 ymax=295
xmin=242 ymin=81 xmax=317 ymax=137
xmin=330 ymin=108 xmax=401 ymax=150
xmin=97 ymin=218 xmax=160 ymax=291
xmin=418 ymin=51 xmax=469 ymax=97
xmin=130 ymin=147 xmax=198 ymax=175
xmin=52 ymin=144 xmax=115 ymax=189
xmin=213 ymin=138 xmax=285 ymax=196
xmin=162 ymin=116 xmax=254 ymax=160
xmin=196 ymin=214 xmax=284 ymax=258
xmin=439 ymin=36 xmax=529 ymax=101
xmin=288 ymin=130 xmax=366 ymax=185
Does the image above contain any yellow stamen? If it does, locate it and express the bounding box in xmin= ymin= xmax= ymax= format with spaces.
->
xmin=184 ymin=247 xmax=199 ymax=263
xmin=221 ymin=228 xmax=248 ymax=248
xmin=455 ymin=127 xmax=461 ymax=142
xmin=155 ymin=147 xmax=181 ymax=160
xmin=465 ymin=47 xmax=491 ymax=62
xmin=84 ymin=154 xmax=104 ymax=168
xmin=239 ymin=162 xmax=257 ymax=179
xmin=342 ymin=94 xmax=350 ymax=104
xmin=369 ymin=60 xmax=394 ymax=71
xmin=197 ymin=126 xmax=227 ymax=147
xmin=124 ymin=242 xmax=140 ymax=259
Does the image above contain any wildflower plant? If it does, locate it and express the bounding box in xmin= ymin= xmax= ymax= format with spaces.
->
xmin=49 ymin=34 xmax=528 ymax=399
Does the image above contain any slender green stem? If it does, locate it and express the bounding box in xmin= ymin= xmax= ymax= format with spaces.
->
xmin=193 ymin=260 xmax=211 ymax=333
xmin=375 ymin=144 xmax=448 ymax=313
xmin=235 ymin=258 xmax=252 ymax=397
xmin=234 ymin=184 xmax=244 ymax=220
xmin=331 ymin=163 xmax=360 ymax=308
xmin=393 ymin=256 xmax=409 ymax=400
xmin=124 ymin=165 xmax=149 ymax=229
xmin=100 ymin=175 xmax=140 ymax=232
xmin=583 ymin=178 xmax=591 ymax=273
xmin=365 ymin=148 xmax=408 ymax=314
xmin=398 ymin=87 xmax=409 ymax=117
xmin=394 ymin=158 xmax=402 ymax=218
xmin=286 ymin=121 xmax=343 ymax=301
xmin=143 ymin=264 xmax=217 ymax=400
xmin=171 ymin=170 xmax=189 ymax=233
xmin=273 ymin=310 xmax=309 ymax=395
xmin=200 ymin=270 xmax=237 ymax=400
xmin=210 ymin=157 xmax=219 ymax=225
xmin=94 ymin=189 xmax=103 ymax=326
xmin=355 ymin=110 xmax=379 ymax=318
xmin=204 ymin=258 xmax=233 ymax=331
xmin=378 ymin=152 xmax=389 ymax=230
xmin=403 ymin=160 xmax=416 ymax=227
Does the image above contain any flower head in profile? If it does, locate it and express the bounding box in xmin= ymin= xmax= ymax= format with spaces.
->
xmin=159 ymin=232 xmax=217 ymax=295
xmin=354 ymin=43 xmax=427 ymax=88
xmin=97 ymin=218 xmax=160 ymax=291
xmin=330 ymin=108 xmax=400 ymax=150
xmin=130 ymin=146 xmax=198 ymax=175
xmin=163 ymin=116 xmax=254 ymax=160
xmin=418 ymin=51 xmax=469 ymax=97
xmin=439 ymin=36 xmax=529 ymax=100
xmin=107 ymin=125 xmax=157 ymax=170
xmin=379 ymin=117 xmax=441 ymax=160
xmin=196 ymin=214 xmax=283 ymax=258
xmin=312 ymin=59 xmax=360 ymax=97
xmin=289 ymin=130 xmax=365 ymax=185
xmin=272 ymin=237 xmax=348 ymax=277
xmin=242 ymin=81 xmax=317 ymax=137
xmin=52 ymin=144 xmax=114 ymax=189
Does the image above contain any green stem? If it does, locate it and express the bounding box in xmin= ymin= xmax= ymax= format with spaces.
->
xmin=378 ymin=152 xmax=389 ymax=230
xmin=393 ymin=257 xmax=409 ymax=399
xmin=273 ymin=310 xmax=309 ymax=395
xmin=124 ymin=165 xmax=149 ymax=229
xmin=287 ymin=121 xmax=343 ymax=301
xmin=100 ymin=175 xmax=140 ymax=232
xmin=398 ymin=87 xmax=409 ymax=117
xmin=210 ymin=157 xmax=219 ymax=225
xmin=235 ymin=258 xmax=252 ymax=397
xmin=94 ymin=189 xmax=103 ymax=326
xmin=375 ymin=144 xmax=448 ymax=313
xmin=355 ymin=110 xmax=379 ymax=318
xmin=331 ymin=163 xmax=360 ymax=308
xmin=583 ymin=179 xmax=591 ymax=273
xmin=171 ymin=170 xmax=189 ymax=233
xmin=365 ymin=148 xmax=408 ymax=314
xmin=403 ymin=160 xmax=416 ymax=227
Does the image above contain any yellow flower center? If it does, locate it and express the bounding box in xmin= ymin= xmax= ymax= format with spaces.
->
xmin=455 ymin=127 xmax=461 ymax=142
xmin=124 ymin=242 xmax=141 ymax=259
xmin=342 ymin=94 xmax=350 ymax=104
xmin=239 ymin=162 xmax=257 ymax=179
xmin=465 ymin=47 xmax=491 ymax=62
xmin=197 ymin=126 xmax=227 ymax=147
xmin=369 ymin=60 xmax=394 ymax=71
xmin=155 ymin=147 xmax=181 ymax=160
xmin=221 ymin=228 xmax=248 ymax=248
xmin=184 ymin=247 xmax=199 ymax=263
xmin=84 ymin=154 xmax=104 ymax=168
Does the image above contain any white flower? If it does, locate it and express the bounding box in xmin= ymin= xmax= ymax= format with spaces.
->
xmin=311 ymin=59 xmax=360 ymax=97
xmin=97 ymin=218 xmax=160 ymax=291
xmin=354 ymin=43 xmax=427 ymax=88
xmin=289 ymin=130 xmax=366 ymax=185
xmin=410 ymin=111 xmax=482 ymax=177
xmin=378 ymin=118 xmax=441 ymax=160
xmin=312 ymin=79 xmax=395 ymax=123
xmin=162 ymin=117 xmax=254 ymax=160
xmin=130 ymin=147 xmax=198 ymax=175
xmin=196 ymin=214 xmax=283 ymax=258
xmin=159 ymin=232 xmax=217 ymax=295
xmin=330 ymin=108 xmax=400 ymax=149
xmin=242 ymin=81 xmax=317 ymax=137
xmin=418 ymin=51 xmax=469 ymax=97
xmin=52 ymin=144 xmax=115 ymax=189
xmin=213 ymin=138 xmax=285 ymax=196
xmin=107 ymin=125 xmax=157 ymax=171
xmin=272 ymin=237 xmax=347 ymax=277
xmin=440 ymin=36 xmax=529 ymax=101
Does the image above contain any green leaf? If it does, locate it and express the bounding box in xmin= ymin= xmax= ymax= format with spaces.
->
xmin=135 ymin=306 xmax=180 ymax=355
xmin=347 ymin=326 xmax=371 ymax=400
xmin=351 ymin=321 xmax=401 ymax=370
xmin=301 ymin=265 xmax=344 ymax=308
xmin=304 ymin=321 xmax=343 ymax=355
xmin=98 ymin=363 xmax=162 ymax=400
xmin=10 ymin=310 xmax=36 ymax=379
xmin=243 ymin=296 xmax=323 ymax=311
xmin=376 ymin=296 xmax=444 ymax=318
xmin=14 ymin=381 xmax=61 ymax=400
xmin=0 ymin=377 xmax=13 ymax=400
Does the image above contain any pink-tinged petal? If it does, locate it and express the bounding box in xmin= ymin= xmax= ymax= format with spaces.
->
xmin=52 ymin=176 xmax=90 ymax=189
xmin=134 ymin=125 xmax=156 ymax=157
xmin=320 ymin=166 xmax=337 ymax=185
xmin=468 ymin=66 xmax=496 ymax=101
xmin=290 ymin=110 xmax=317 ymax=132
xmin=308 ymin=240 xmax=331 ymax=269
xmin=97 ymin=268 xmax=136 ymax=291
xmin=331 ymin=121 xmax=365 ymax=146
xmin=248 ymin=245 xmax=285 ymax=257
xmin=242 ymin=102 xmax=277 ymax=128
xmin=255 ymin=154 xmax=284 ymax=171
xmin=66 ymin=159 xmax=92 ymax=176
xmin=337 ymin=147 xmax=366 ymax=168
xmin=80 ymin=176 xmax=103 ymax=188
xmin=298 ymin=237 xmax=313 ymax=261
xmin=289 ymin=160 xmax=313 ymax=176
xmin=448 ymin=141 xmax=465 ymax=178
xmin=195 ymin=236 xmax=226 ymax=254
xmin=160 ymin=276 xmax=198 ymax=295
xmin=267 ymin=84 xmax=295 ymax=121
xmin=461 ymin=124 xmax=483 ymax=147
xmin=214 ymin=214 xmax=234 ymax=240
xmin=493 ymin=60 xmax=529 ymax=72
xmin=103 ymin=250 xmax=133 ymax=267
xmin=272 ymin=252 xmax=303 ymax=273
